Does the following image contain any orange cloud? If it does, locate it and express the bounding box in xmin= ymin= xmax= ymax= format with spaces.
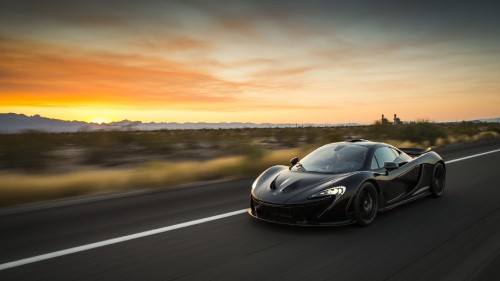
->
xmin=0 ymin=37 xmax=243 ymax=108
xmin=135 ymin=35 xmax=213 ymax=52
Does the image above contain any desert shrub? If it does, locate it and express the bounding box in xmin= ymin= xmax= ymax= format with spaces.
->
xmin=365 ymin=122 xmax=393 ymax=139
xmin=0 ymin=133 xmax=59 ymax=171
xmin=393 ymin=122 xmax=445 ymax=145
xmin=236 ymin=143 xmax=265 ymax=159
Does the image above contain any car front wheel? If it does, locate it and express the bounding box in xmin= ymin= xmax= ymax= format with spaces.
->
xmin=354 ymin=182 xmax=378 ymax=226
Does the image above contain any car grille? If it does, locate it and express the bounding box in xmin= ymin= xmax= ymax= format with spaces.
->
xmin=251 ymin=197 xmax=332 ymax=224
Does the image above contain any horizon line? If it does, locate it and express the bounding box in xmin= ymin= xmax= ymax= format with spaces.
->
xmin=2 ymin=112 xmax=500 ymax=126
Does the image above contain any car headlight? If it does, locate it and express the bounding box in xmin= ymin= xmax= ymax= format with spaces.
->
xmin=309 ymin=186 xmax=346 ymax=199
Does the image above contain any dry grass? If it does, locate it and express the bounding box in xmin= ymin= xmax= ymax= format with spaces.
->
xmin=0 ymin=148 xmax=304 ymax=207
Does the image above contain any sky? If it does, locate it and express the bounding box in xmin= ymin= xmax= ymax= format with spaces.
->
xmin=1 ymin=0 xmax=499 ymax=124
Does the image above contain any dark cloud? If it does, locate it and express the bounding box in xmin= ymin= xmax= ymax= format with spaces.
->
xmin=180 ymin=0 xmax=500 ymax=38
xmin=2 ymin=0 xmax=499 ymax=34
xmin=0 ymin=1 xmax=127 ymax=27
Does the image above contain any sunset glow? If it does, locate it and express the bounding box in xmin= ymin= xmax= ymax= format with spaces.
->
xmin=89 ymin=117 xmax=111 ymax=124
xmin=1 ymin=1 xmax=499 ymax=124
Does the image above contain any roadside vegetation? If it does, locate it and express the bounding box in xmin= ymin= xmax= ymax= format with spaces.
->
xmin=0 ymin=121 xmax=498 ymax=207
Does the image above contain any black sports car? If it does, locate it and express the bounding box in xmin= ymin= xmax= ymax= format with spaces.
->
xmin=248 ymin=139 xmax=446 ymax=226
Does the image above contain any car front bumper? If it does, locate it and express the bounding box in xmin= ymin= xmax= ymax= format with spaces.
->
xmin=248 ymin=196 xmax=354 ymax=226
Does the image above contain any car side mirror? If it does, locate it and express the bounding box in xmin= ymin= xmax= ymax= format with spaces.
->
xmin=384 ymin=161 xmax=399 ymax=175
xmin=290 ymin=157 xmax=299 ymax=170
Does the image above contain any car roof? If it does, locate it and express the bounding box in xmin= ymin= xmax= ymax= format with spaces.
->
xmin=325 ymin=140 xmax=392 ymax=150
xmin=345 ymin=139 xmax=383 ymax=146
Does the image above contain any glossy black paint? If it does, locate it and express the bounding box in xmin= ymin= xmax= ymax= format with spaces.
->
xmin=248 ymin=140 xmax=445 ymax=226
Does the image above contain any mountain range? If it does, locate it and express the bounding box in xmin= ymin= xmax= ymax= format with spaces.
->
xmin=1 ymin=113 xmax=498 ymax=134
xmin=0 ymin=113 xmax=346 ymax=133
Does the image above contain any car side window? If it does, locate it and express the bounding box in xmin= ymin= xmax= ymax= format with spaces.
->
xmin=373 ymin=147 xmax=398 ymax=168
xmin=392 ymin=148 xmax=412 ymax=162
xmin=371 ymin=156 xmax=380 ymax=170
xmin=390 ymin=148 xmax=400 ymax=157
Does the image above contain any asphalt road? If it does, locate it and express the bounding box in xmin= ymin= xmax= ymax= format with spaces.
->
xmin=1 ymin=140 xmax=500 ymax=281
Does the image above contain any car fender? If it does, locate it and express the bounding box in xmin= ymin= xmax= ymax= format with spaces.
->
xmin=250 ymin=165 xmax=287 ymax=198
xmin=284 ymin=171 xmax=375 ymax=204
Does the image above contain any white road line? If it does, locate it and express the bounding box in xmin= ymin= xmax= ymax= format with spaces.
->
xmin=444 ymin=149 xmax=500 ymax=164
xmin=0 ymin=209 xmax=247 ymax=271
xmin=1 ymin=148 xmax=499 ymax=271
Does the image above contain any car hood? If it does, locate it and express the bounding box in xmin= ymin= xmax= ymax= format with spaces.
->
xmin=255 ymin=169 xmax=353 ymax=204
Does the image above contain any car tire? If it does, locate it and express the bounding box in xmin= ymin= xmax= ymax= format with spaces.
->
xmin=430 ymin=163 xmax=446 ymax=198
xmin=354 ymin=182 xmax=378 ymax=226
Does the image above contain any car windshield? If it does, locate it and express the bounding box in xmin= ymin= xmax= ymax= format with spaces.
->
xmin=297 ymin=144 xmax=368 ymax=173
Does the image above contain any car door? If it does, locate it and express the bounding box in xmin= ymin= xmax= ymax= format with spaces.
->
xmin=373 ymin=146 xmax=422 ymax=205
xmin=372 ymin=147 xmax=405 ymax=202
